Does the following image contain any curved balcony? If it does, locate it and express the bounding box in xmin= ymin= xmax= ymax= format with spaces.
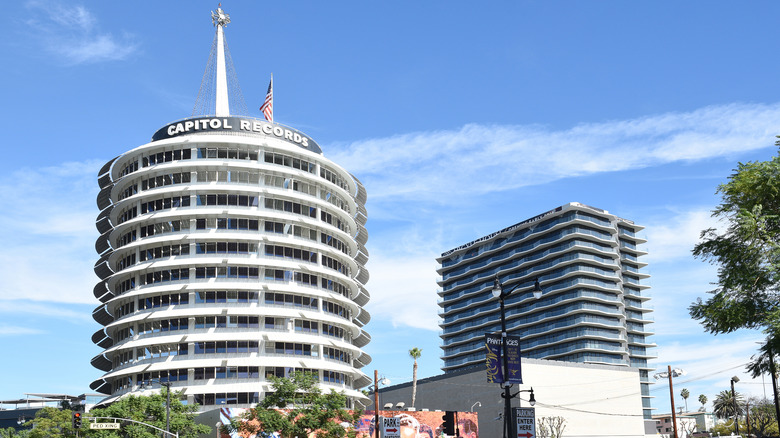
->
xmin=92 ymin=124 xmax=371 ymax=406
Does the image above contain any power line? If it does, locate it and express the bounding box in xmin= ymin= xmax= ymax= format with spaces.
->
xmin=648 ymin=361 xmax=748 ymax=393
xmin=533 ymin=401 xmax=645 ymax=417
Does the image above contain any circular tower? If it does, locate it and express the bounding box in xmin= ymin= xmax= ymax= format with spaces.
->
xmin=90 ymin=7 xmax=371 ymax=409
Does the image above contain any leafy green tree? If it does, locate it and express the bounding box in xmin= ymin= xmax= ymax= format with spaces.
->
xmin=86 ymin=388 xmax=210 ymax=438
xmin=712 ymin=389 xmax=744 ymax=420
xmin=747 ymin=341 xmax=780 ymax=380
xmin=698 ymin=394 xmax=708 ymax=410
xmin=409 ymin=347 xmax=422 ymax=408
xmin=1 ymin=428 xmax=30 ymax=438
xmin=689 ymin=148 xmax=780 ymax=370
xmin=228 ymin=371 xmax=361 ymax=438
xmin=711 ymin=421 xmax=742 ymax=436
xmin=26 ymin=407 xmax=77 ymax=438
xmin=680 ymin=388 xmax=690 ymax=412
xmin=745 ymin=397 xmax=779 ymax=437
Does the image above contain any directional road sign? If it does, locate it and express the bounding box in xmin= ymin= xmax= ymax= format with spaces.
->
xmin=513 ymin=407 xmax=535 ymax=438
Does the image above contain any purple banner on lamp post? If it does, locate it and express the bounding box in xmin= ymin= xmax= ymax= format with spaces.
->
xmin=485 ymin=334 xmax=523 ymax=384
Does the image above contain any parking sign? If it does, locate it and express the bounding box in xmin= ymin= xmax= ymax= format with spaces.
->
xmin=513 ymin=407 xmax=535 ymax=438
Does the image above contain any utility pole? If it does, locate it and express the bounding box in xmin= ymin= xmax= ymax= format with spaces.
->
xmin=731 ymin=376 xmax=740 ymax=437
xmin=668 ymin=366 xmax=679 ymax=438
xmin=769 ymin=347 xmax=780 ymax=426
xmin=374 ymin=370 xmax=380 ymax=438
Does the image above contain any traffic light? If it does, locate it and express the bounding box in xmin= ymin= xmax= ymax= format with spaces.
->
xmin=72 ymin=412 xmax=82 ymax=429
xmin=441 ymin=411 xmax=456 ymax=435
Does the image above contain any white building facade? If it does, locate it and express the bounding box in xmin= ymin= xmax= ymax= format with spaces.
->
xmin=90 ymin=7 xmax=371 ymax=409
xmin=653 ymin=414 xmax=700 ymax=437
xmin=373 ymin=358 xmax=650 ymax=438
xmin=437 ymin=202 xmax=656 ymax=419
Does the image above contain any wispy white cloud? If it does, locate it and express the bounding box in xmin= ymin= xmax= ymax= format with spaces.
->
xmin=650 ymin=333 xmax=770 ymax=406
xmin=643 ymin=207 xmax=723 ymax=264
xmin=0 ymin=301 xmax=95 ymax=324
xmin=365 ymin=253 xmax=441 ymax=331
xmin=655 ymin=335 xmax=758 ymax=369
xmin=0 ymin=160 xmax=102 ymax=304
xmin=0 ymin=325 xmax=46 ymax=336
xmin=43 ymin=3 xmax=94 ymax=30
xmin=330 ymin=102 xmax=778 ymax=207
xmin=61 ymin=32 xmax=138 ymax=65
xmin=2 ymin=103 xmax=775 ymax=332
xmin=24 ymin=1 xmax=138 ymax=65
xmin=354 ymin=103 xmax=779 ymax=332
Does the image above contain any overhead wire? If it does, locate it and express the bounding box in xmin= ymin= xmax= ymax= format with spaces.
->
xmin=378 ymin=360 xmax=763 ymax=418
xmin=415 ymin=361 xmax=760 ymax=417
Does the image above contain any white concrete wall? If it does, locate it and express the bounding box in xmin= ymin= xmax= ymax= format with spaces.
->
xmin=372 ymin=357 xmax=648 ymax=438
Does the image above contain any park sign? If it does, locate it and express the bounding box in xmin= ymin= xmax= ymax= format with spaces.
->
xmin=89 ymin=422 xmax=121 ymax=429
xmin=485 ymin=333 xmax=523 ymax=384
xmin=382 ymin=416 xmax=400 ymax=438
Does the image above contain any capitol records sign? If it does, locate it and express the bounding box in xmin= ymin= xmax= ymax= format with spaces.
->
xmin=152 ymin=117 xmax=322 ymax=154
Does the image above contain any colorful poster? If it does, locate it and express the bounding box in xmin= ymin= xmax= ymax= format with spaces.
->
xmin=356 ymin=411 xmax=479 ymax=438
xmin=217 ymin=409 xmax=479 ymax=438
xmin=485 ymin=334 xmax=523 ymax=384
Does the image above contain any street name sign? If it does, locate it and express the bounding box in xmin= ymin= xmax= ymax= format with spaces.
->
xmin=89 ymin=422 xmax=121 ymax=430
xmin=513 ymin=407 xmax=535 ymax=438
xmin=382 ymin=416 xmax=400 ymax=438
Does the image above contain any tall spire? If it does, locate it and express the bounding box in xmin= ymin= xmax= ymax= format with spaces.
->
xmin=212 ymin=6 xmax=230 ymax=116
xmin=192 ymin=5 xmax=248 ymax=117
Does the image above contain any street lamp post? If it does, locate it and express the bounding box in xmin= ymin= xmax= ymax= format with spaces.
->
xmin=731 ymin=376 xmax=740 ymax=436
xmin=141 ymin=378 xmax=172 ymax=436
xmin=508 ymin=388 xmax=536 ymax=406
xmin=492 ymin=275 xmax=542 ymax=438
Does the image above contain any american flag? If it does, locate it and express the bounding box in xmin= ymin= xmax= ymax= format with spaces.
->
xmin=260 ymin=76 xmax=273 ymax=122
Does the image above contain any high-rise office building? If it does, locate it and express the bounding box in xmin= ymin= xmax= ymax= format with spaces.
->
xmin=90 ymin=7 xmax=371 ymax=408
xmin=437 ymin=202 xmax=656 ymax=417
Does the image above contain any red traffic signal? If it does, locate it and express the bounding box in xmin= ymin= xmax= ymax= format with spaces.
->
xmin=72 ymin=412 xmax=82 ymax=429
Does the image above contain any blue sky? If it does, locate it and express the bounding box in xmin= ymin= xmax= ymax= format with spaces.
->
xmin=1 ymin=0 xmax=779 ymax=417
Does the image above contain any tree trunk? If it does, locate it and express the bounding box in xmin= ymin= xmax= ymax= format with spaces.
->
xmin=412 ymin=359 xmax=418 ymax=407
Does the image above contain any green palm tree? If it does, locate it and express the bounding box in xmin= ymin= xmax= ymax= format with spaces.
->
xmin=409 ymin=348 xmax=422 ymax=408
xmin=698 ymin=394 xmax=708 ymax=410
xmin=680 ymin=388 xmax=690 ymax=412
xmin=746 ymin=342 xmax=779 ymax=379
xmin=712 ymin=389 xmax=744 ymax=419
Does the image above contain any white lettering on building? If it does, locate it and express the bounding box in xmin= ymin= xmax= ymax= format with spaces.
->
xmin=161 ymin=117 xmax=314 ymax=150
